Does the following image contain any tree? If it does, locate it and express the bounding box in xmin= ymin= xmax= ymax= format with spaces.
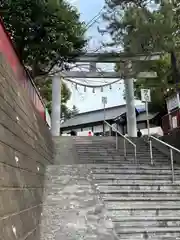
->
xmin=102 ymin=2 xmax=174 ymax=52
xmin=1 ymin=0 xmax=86 ymax=78
xmin=70 ymin=105 xmax=79 ymax=117
xmin=37 ymin=77 xmax=72 ymax=119
xmin=102 ymin=1 xmax=180 ymax=114
xmin=117 ymin=56 xmax=174 ymax=115
xmin=1 ymin=0 xmax=87 ymax=117
xmin=134 ymin=56 xmax=174 ymax=114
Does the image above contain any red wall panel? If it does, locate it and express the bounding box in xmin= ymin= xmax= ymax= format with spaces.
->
xmin=0 ymin=18 xmax=46 ymax=121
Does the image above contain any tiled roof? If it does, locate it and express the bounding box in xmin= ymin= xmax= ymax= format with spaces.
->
xmin=61 ymin=105 xmax=127 ymax=128
xmin=136 ymin=112 xmax=158 ymax=121
xmin=61 ymin=104 xmax=148 ymax=129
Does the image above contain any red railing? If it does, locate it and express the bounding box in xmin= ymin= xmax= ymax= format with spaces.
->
xmin=162 ymin=108 xmax=180 ymax=135
xmin=0 ymin=18 xmax=46 ymax=121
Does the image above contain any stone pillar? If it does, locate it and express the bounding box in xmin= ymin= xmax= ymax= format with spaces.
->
xmin=124 ymin=61 xmax=137 ymax=137
xmin=51 ymin=75 xmax=61 ymax=136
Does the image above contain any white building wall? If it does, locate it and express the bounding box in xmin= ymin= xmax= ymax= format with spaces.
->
xmin=104 ymin=124 xmax=111 ymax=132
xmin=62 ymin=130 xmax=70 ymax=134
xmin=82 ymin=127 xmax=92 ymax=132
xmin=93 ymin=125 xmax=103 ymax=133
xmin=62 ymin=128 xmax=81 ymax=134
xmin=74 ymin=128 xmax=82 ymax=132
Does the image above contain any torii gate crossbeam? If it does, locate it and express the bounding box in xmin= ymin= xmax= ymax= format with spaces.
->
xmin=68 ymin=52 xmax=161 ymax=63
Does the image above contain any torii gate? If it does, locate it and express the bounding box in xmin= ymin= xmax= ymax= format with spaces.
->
xmin=51 ymin=52 xmax=161 ymax=137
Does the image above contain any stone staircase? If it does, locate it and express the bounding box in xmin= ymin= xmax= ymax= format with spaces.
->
xmin=40 ymin=164 xmax=120 ymax=240
xmin=75 ymin=136 xmax=168 ymax=165
xmin=75 ymin=137 xmax=180 ymax=239
xmin=40 ymin=136 xmax=180 ymax=240
xmin=91 ymin=164 xmax=180 ymax=239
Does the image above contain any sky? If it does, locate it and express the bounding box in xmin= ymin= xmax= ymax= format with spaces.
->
xmin=66 ymin=0 xmax=142 ymax=112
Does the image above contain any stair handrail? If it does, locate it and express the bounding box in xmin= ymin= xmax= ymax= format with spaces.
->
xmin=149 ymin=135 xmax=180 ymax=182
xmin=104 ymin=120 xmax=137 ymax=162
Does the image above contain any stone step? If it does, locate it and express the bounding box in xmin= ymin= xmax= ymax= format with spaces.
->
xmin=77 ymin=156 xmax=126 ymax=159
xmin=92 ymin=173 xmax=177 ymax=180
xmin=75 ymin=144 xmax=115 ymax=147
xmin=112 ymin=216 xmax=180 ymax=222
xmin=75 ymin=137 xmax=115 ymax=140
xmin=79 ymin=161 xmax=169 ymax=166
xmin=99 ymin=190 xmax=180 ymax=197
xmin=78 ymin=156 xmax=167 ymax=162
xmin=75 ymin=144 xmax=114 ymax=147
xmin=78 ymin=159 xmax=128 ymax=162
xmin=76 ymin=149 xmax=161 ymax=154
xmin=78 ymin=161 xmax=124 ymax=165
xmin=97 ymin=184 xmax=180 ymax=191
xmin=108 ymin=209 xmax=180 ymax=218
xmin=77 ymin=157 xmax=119 ymax=161
xmin=78 ymin=155 xmax=167 ymax=160
xmin=78 ymin=158 xmax=167 ymax=164
xmin=131 ymin=155 xmax=166 ymax=159
xmin=77 ymin=155 xmax=122 ymax=158
xmin=78 ymin=160 xmax=127 ymax=164
xmin=80 ymin=162 xmax=169 ymax=167
xmin=92 ymin=168 xmax=180 ymax=174
xmin=76 ymin=148 xmax=162 ymax=152
xmin=76 ymin=149 xmax=116 ymax=152
xmin=118 ymin=149 xmax=162 ymax=153
xmin=117 ymin=233 xmax=180 ymax=240
xmin=77 ymin=152 xmax=118 ymax=155
xmin=113 ymin=219 xmax=180 ymax=228
xmin=91 ymin=164 xmax=179 ymax=170
xmin=77 ymin=159 xmax=161 ymax=163
xmin=77 ymin=153 xmax=165 ymax=159
xmin=138 ymin=154 xmax=164 ymax=158
xmin=94 ymin=179 xmax=177 ymax=185
xmin=76 ymin=145 xmax=149 ymax=149
xmin=106 ymin=201 xmax=180 ymax=210
xmin=116 ymin=227 xmax=180 ymax=239
xmin=103 ymin=196 xmax=180 ymax=201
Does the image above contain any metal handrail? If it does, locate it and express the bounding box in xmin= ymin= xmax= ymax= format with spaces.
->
xmin=149 ymin=135 xmax=180 ymax=182
xmin=104 ymin=120 xmax=137 ymax=162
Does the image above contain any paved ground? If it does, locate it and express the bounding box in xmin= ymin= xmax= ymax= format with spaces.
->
xmin=40 ymin=165 xmax=119 ymax=240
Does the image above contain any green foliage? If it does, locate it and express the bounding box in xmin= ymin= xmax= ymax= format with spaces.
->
xmin=102 ymin=0 xmax=180 ymax=114
xmin=134 ymin=56 xmax=175 ymax=114
xmin=37 ymin=78 xmax=79 ymax=119
xmin=36 ymin=77 xmax=72 ymax=119
xmin=1 ymin=0 xmax=86 ymax=77
xmin=1 ymin=0 xmax=86 ymax=117
xmin=70 ymin=105 xmax=79 ymax=117
xmin=103 ymin=1 xmax=175 ymax=52
xmin=121 ymin=5 xmax=174 ymax=53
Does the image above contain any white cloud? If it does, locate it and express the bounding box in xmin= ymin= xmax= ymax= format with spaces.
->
xmin=66 ymin=0 xmax=79 ymax=7
xmin=64 ymin=0 xmax=138 ymax=112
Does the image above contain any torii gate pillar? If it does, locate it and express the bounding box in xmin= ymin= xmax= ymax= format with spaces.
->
xmin=124 ymin=60 xmax=137 ymax=137
xmin=125 ymin=78 xmax=137 ymax=137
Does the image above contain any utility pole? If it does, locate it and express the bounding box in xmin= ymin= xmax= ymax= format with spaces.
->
xmin=141 ymin=89 xmax=151 ymax=137
xmin=102 ymin=96 xmax=107 ymax=136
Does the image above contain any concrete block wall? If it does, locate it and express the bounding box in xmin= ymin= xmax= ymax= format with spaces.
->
xmin=0 ymin=54 xmax=54 ymax=240
xmin=53 ymin=137 xmax=79 ymax=164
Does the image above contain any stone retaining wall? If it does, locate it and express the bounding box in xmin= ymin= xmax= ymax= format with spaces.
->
xmin=0 ymin=54 xmax=54 ymax=240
